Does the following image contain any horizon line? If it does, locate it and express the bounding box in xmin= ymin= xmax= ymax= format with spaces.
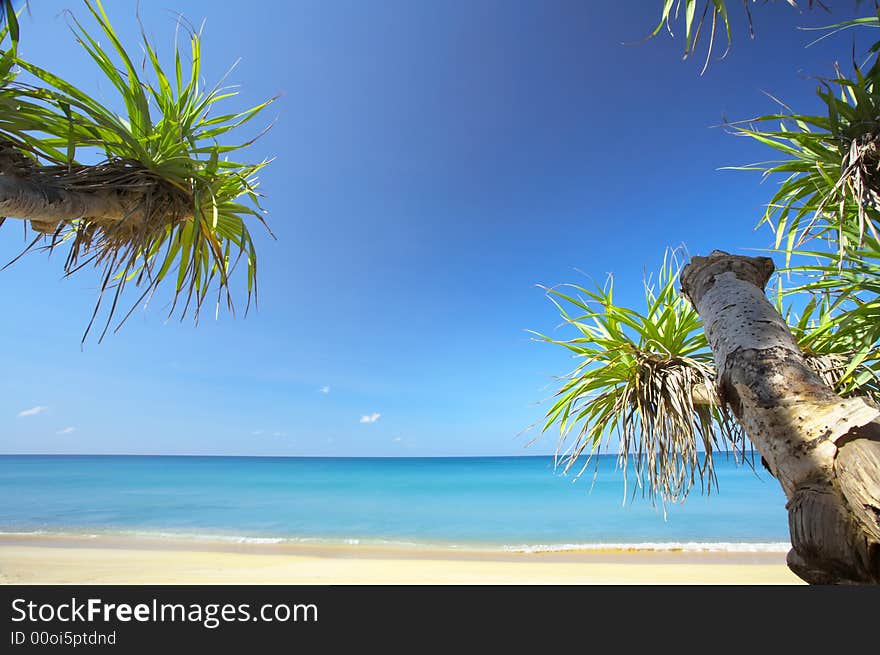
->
xmin=0 ymin=451 xmax=750 ymax=460
xmin=0 ymin=452 xmax=566 ymax=459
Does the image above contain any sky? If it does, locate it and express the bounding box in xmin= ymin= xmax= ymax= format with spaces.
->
xmin=0 ymin=0 xmax=872 ymax=456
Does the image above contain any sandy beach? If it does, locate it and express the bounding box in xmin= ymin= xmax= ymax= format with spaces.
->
xmin=0 ymin=534 xmax=802 ymax=585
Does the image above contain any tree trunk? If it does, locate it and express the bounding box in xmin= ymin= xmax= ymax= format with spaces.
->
xmin=0 ymin=173 xmax=140 ymax=233
xmin=680 ymin=250 xmax=880 ymax=584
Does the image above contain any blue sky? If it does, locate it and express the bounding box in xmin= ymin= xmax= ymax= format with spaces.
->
xmin=0 ymin=1 xmax=870 ymax=456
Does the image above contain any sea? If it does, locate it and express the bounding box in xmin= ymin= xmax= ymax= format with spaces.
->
xmin=0 ymin=454 xmax=791 ymax=552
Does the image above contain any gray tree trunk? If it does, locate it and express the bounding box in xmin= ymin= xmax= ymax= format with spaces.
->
xmin=681 ymin=251 xmax=880 ymax=584
xmin=0 ymin=173 xmax=140 ymax=233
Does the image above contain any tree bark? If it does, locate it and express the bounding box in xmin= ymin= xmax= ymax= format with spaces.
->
xmin=681 ymin=250 xmax=880 ymax=584
xmin=0 ymin=173 xmax=139 ymax=233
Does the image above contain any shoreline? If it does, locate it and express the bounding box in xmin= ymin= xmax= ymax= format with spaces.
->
xmin=0 ymin=533 xmax=803 ymax=584
xmin=0 ymin=530 xmax=791 ymax=552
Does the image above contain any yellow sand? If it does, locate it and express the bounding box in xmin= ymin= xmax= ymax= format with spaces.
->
xmin=0 ymin=535 xmax=803 ymax=585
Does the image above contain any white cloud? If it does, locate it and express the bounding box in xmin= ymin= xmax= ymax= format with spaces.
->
xmin=17 ymin=406 xmax=47 ymax=418
xmin=56 ymin=427 xmax=76 ymax=435
xmin=318 ymin=386 xmax=331 ymax=394
xmin=272 ymin=431 xmax=287 ymax=437
xmin=392 ymin=436 xmax=402 ymax=443
xmin=251 ymin=430 xmax=264 ymax=436
xmin=359 ymin=412 xmax=381 ymax=424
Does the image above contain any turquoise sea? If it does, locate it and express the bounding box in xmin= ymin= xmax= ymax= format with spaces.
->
xmin=0 ymin=454 xmax=790 ymax=552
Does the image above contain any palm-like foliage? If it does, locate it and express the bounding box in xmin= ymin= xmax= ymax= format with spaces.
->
xmin=730 ymin=64 xmax=880 ymax=259
xmin=648 ymin=1 xmax=819 ymax=74
xmin=0 ymin=1 xmax=17 ymax=81
xmin=726 ymin=11 xmax=880 ymax=391
xmin=536 ymin=4 xmax=880 ymax=504
xmin=778 ymin=230 xmax=880 ymax=400
xmin=0 ymin=0 xmax=274 ymax=340
xmin=533 ymin=253 xmax=743 ymax=504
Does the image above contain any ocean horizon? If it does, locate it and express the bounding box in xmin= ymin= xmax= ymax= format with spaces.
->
xmin=0 ymin=454 xmax=791 ymax=552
